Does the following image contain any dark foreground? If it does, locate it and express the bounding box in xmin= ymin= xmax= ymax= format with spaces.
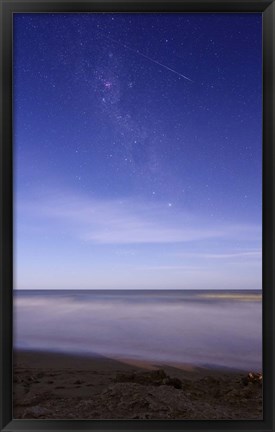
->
xmin=13 ymin=350 xmax=262 ymax=420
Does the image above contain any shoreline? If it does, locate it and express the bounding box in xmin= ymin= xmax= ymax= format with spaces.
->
xmin=14 ymin=348 xmax=257 ymax=374
xmin=13 ymin=349 xmax=263 ymax=420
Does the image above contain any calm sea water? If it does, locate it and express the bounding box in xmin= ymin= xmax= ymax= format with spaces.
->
xmin=14 ymin=290 xmax=262 ymax=371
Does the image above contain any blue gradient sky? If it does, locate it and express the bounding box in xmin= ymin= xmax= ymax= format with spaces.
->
xmin=14 ymin=13 xmax=262 ymax=290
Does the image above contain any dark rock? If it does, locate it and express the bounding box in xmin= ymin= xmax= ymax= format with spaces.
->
xmin=90 ymin=382 xmax=194 ymax=419
xmin=115 ymin=369 xmax=170 ymax=386
xmin=162 ymin=377 xmax=182 ymax=389
xmin=242 ymin=372 xmax=262 ymax=386
xmin=23 ymin=406 xmax=51 ymax=419
xmin=27 ymin=376 xmax=37 ymax=382
xmin=199 ymin=376 xmax=219 ymax=385
xmin=16 ymin=392 xmax=53 ymax=407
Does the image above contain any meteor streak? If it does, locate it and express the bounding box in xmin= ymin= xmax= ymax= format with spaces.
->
xmin=99 ymin=32 xmax=193 ymax=82
xmin=134 ymin=48 xmax=193 ymax=82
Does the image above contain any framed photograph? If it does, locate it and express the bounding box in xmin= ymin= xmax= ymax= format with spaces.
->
xmin=1 ymin=0 xmax=274 ymax=431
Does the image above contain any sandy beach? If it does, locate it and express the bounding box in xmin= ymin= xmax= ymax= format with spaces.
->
xmin=13 ymin=350 xmax=262 ymax=420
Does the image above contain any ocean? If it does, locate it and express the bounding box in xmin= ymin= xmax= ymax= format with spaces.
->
xmin=14 ymin=289 xmax=262 ymax=371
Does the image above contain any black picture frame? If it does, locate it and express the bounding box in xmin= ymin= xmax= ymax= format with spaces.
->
xmin=0 ymin=1 xmax=274 ymax=431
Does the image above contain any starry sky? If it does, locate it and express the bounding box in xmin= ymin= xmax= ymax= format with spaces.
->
xmin=13 ymin=13 xmax=262 ymax=290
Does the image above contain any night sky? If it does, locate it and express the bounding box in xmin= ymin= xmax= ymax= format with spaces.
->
xmin=14 ymin=13 xmax=262 ymax=290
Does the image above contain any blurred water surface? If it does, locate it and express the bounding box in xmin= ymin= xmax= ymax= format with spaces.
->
xmin=14 ymin=290 xmax=262 ymax=370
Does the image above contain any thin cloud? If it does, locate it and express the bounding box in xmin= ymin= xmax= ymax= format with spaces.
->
xmin=16 ymin=190 xmax=261 ymax=246
xmin=174 ymin=250 xmax=261 ymax=260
